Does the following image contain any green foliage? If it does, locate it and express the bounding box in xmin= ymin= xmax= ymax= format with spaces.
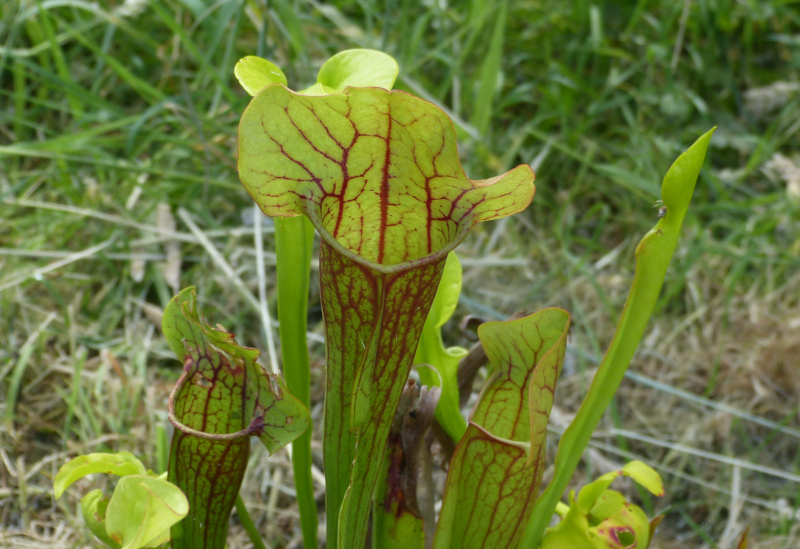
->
xmin=54 ymin=452 xmax=146 ymax=498
xmin=234 ymin=48 xmax=401 ymax=549
xmin=234 ymin=57 xmax=288 ymax=95
xmin=522 ymin=128 xmax=716 ymax=547
xmin=316 ymin=49 xmax=400 ymax=91
xmin=10 ymin=1 xmax=789 ymax=544
xmin=539 ymin=461 xmax=664 ymax=549
xmin=53 ymin=452 xmax=187 ymax=549
xmin=413 ymin=252 xmax=468 ymax=442
xmin=434 ymin=309 xmax=570 ymax=549
xmin=163 ymin=287 xmax=309 ymax=549
xmin=105 ymin=476 xmax=190 ymax=549
xmin=238 ymin=67 xmax=535 ymax=549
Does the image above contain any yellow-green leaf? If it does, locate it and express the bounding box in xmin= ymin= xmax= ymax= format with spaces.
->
xmin=234 ymin=56 xmax=287 ymax=96
xmin=81 ymin=489 xmax=120 ymax=549
xmin=54 ymin=452 xmax=147 ymax=499
xmin=540 ymin=462 xmax=664 ymax=549
xmin=433 ymin=308 xmax=570 ymax=549
xmin=105 ymin=475 xmax=188 ymax=549
xmin=316 ymin=49 xmax=399 ymax=92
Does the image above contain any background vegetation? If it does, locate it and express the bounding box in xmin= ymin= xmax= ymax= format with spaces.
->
xmin=1 ymin=0 xmax=799 ymax=547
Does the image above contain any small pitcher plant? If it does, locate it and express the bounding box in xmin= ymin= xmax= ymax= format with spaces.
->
xmin=54 ymin=50 xmax=743 ymax=549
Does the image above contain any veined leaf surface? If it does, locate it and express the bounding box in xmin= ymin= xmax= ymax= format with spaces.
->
xmin=239 ymin=84 xmax=534 ymax=267
xmin=433 ymin=308 xmax=570 ymax=549
xmin=239 ymin=84 xmax=535 ymax=549
xmin=164 ymin=288 xmax=309 ymax=549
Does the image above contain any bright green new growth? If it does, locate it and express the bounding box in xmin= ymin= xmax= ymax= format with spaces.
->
xmin=54 ymin=452 xmax=146 ymax=497
xmin=413 ymin=252 xmax=469 ymax=442
xmin=163 ymin=287 xmax=309 ymax=549
xmin=522 ymin=128 xmax=716 ymax=547
xmin=434 ymin=309 xmax=570 ymax=549
xmin=539 ymin=461 xmax=664 ymax=549
xmin=316 ymin=49 xmax=400 ymax=92
xmin=106 ymin=476 xmax=190 ymax=549
xmin=234 ymin=56 xmax=288 ymax=95
xmin=54 ymin=452 xmax=187 ymax=549
xmin=238 ymin=73 xmax=535 ymax=549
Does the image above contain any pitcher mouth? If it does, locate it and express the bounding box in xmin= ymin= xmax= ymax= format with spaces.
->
xmin=305 ymin=204 xmax=471 ymax=275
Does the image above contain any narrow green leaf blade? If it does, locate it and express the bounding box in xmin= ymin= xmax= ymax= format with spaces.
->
xmin=274 ymin=214 xmax=319 ymax=549
xmin=54 ymin=452 xmax=147 ymax=499
xmin=434 ymin=309 xmax=570 ymax=549
xmin=472 ymin=0 xmax=507 ymax=135
xmin=521 ymin=128 xmax=715 ymax=547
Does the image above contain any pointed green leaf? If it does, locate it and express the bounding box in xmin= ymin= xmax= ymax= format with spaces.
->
xmin=81 ymin=489 xmax=120 ymax=549
xmin=433 ymin=308 xmax=570 ymax=549
xmin=414 ymin=252 xmax=468 ymax=442
xmin=238 ymin=82 xmax=534 ymax=549
xmin=620 ymin=460 xmax=665 ymax=497
xmin=164 ymin=287 xmax=310 ymax=549
xmin=316 ymin=49 xmax=399 ymax=92
xmin=234 ymin=56 xmax=288 ymax=96
xmin=105 ymin=475 xmax=188 ymax=549
xmin=54 ymin=452 xmax=147 ymax=499
xmin=522 ymin=128 xmax=715 ymax=547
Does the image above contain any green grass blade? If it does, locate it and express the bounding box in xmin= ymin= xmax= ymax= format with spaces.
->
xmin=520 ymin=127 xmax=716 ymax=548
xmin=4 ymin=312 xmax=56 ymax=429
xmin=235 ymin=495 xmax=269 ymax=549
xmin=33 ymin=0 xmax=83 ymax=116
xmin=274 ymin=215 xmax=318 ymax=549
xmin=471 ymin=0 xmax=507 ymax=135
xmin=148 ymin=0 xmax=239 ymax=107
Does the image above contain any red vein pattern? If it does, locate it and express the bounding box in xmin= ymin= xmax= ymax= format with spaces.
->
xmin=163 ymin=289 xmax=309 ymax=549
xmin=319 ymin=240 xmax=445 ymax=548
xmin=434 ymin=309 xmax=570 ymax=549
xmin=238 ymin=84 xmax=536 ymax=549
xmin=239 ymin=85 xmax=535 ymax=266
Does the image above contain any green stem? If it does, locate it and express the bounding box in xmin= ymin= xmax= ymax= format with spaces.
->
xmin=275 ymin=215 xmax=318 ymax=549
xmin=235 ymin=495 xmax=268 ymax=549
